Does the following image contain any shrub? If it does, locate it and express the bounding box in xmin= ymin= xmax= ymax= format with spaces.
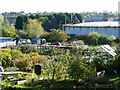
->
xmin=1 ymin=49 xmax=25 ymax=68
xmin=98 ymin=35 xmax=110 ymax=45
xmin=112 ymin=54 xmax=120 ymax=74
xmin=113 ymin=38 xmax=120 ymax=43
xmin=44 ymin=54 xmax=71 ymax=80
xmin=40 ymin=29 xmax=70 ymax=42
xmin=11 ymin=49 xmax=26 ymax=60
xmin=77 ymin=32 xmax=116 ymax=45
xmin=68 ymin=60 xmax=96 ymax=81
xmin=14 ymin=54 xmax=48 ymax=72
xmin=91 ymin=55 xmax=107 ymax=72
xmin=113 ymin=38 xmax=120 ymax=51
xmin=2 ymin=51 xmax=12 ymax=68
xmin=19 ymin=46 xmax=37 ymax=54
xmin=2 ymin=26 xmax=19 ymax=39
xmin=75 ymin=40 xmax=84 ymax=45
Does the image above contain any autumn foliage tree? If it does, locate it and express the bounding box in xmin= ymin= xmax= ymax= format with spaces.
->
xmin=23 ymin=19 xmax=44 ymax=39
xmin=1 ymin=17 xmax=18 ymax=39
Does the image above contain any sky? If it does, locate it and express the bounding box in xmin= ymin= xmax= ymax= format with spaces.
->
xmin=0 ymin=0 xmax=119 ymax=13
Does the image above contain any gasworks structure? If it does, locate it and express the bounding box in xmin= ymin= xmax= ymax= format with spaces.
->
xmin=63 ymin=21 xmax=120 ymax=38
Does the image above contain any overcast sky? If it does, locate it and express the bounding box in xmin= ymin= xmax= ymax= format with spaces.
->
xmin=0 ymin=0 xmax=119 ymax=13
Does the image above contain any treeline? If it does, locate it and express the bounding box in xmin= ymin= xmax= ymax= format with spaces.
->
xmin=2 ymin=11 xmax=24 ymax=18
xmin=81 ymin=12 xmax=117 ymax=18
xmin=2 ymin=11 xmax=117 ymax=19
xmin=1 ymin=15 xmax=69 ymax=41
xmin=15 ymin=13 xmax=83 ymax=32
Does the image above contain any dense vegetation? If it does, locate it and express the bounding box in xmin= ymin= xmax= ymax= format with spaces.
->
xmin=40 ymin=29 xmax=70 ymax=42
xmin=77 ymin=32 xmax=116 ymax=45
xmin=1 ymin=45 xmax=120 ymax=89
xmin=0 ymin=11 xmax=120 ymax=89
xmin=15 ymin=13 xmax=83 ymax=32
xmin=1 ymin=17 xmax=18 ymax=39
xmin=1 ymin=14 xmax=69 ymax=40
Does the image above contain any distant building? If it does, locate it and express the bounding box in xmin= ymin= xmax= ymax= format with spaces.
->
xmin=83 ymin=17 xmax=103 ymax=22
xmin=102 ymin=11 xmax=108 ymax=21
xmin=63 ymin=21 xmax=120 ymax=38
xmin=7 ymin=17 xmax=16 ymax=26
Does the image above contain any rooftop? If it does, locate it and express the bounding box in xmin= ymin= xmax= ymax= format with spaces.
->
xmin=64 ymin=21 xmax=120 ymax=27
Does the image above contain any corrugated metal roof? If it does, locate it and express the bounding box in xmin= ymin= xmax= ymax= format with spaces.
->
xmin=64 ymin=21 xmax=119 ymax=27
xmin=0 ymin=37 xmax=12 ymax=39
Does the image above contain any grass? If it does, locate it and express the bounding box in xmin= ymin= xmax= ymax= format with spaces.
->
xmin=2 ymin=74 xmax=120 ymax=89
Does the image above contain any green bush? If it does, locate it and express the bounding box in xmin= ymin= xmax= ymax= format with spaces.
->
xmin=68 ymin=60 xmax=96 ymax=81
xmin=11 ymin=49 xmax=26 ymax=60
xmin=91 ymin=55 xmax=107 ymax=72
xmin=112 ymin=54 xmax=120 ymax=74
xmin=1 ymin=49 xmax=25 ymax=68
xmin=40 ymin=29 xmax=70 ymax=42
xmin=44 ymin=54 xmax=71 ymax=80
xmin=2 ymin=26 xmax=19 ymax=39
xmin=114 ymin=38 xmax=120 ymax=43
xmin=75 ymin=40 xmax=84 ymax=45
xmin=2 ymin=51 xmax=12 ymax=68
xmin=77 ymin=32 xmax=116 ymax=45
xmin=19 ymin=46 xmax=37 ymax=54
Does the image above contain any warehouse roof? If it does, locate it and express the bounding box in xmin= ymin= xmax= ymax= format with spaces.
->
xmin=64 ymin=21 xmax=119 ymax=27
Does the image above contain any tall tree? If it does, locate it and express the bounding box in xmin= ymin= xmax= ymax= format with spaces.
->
xmin=0 ymin=14 xmax=4 ymax=24
xmin=0 ymin=14 xmax=4 ymax=36
xmin=24 ymin=19 xmax=44 ymax=39
xmin=1 ymin=17 xmax=18 ymax=39
xmin=2 ymin=17 xmax=10 ymax=28
xmin=15 ymin=15 xmax=28 ymax=30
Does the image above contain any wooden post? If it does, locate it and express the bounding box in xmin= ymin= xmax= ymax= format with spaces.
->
xmin=52 ymin=69 xmax=55 ymax=81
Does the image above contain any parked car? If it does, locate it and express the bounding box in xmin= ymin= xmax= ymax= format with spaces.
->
xmin=19 ymin=39 xmax=31 ymax=44
xmin=49 ymin=42 xmax=61 ymax=46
